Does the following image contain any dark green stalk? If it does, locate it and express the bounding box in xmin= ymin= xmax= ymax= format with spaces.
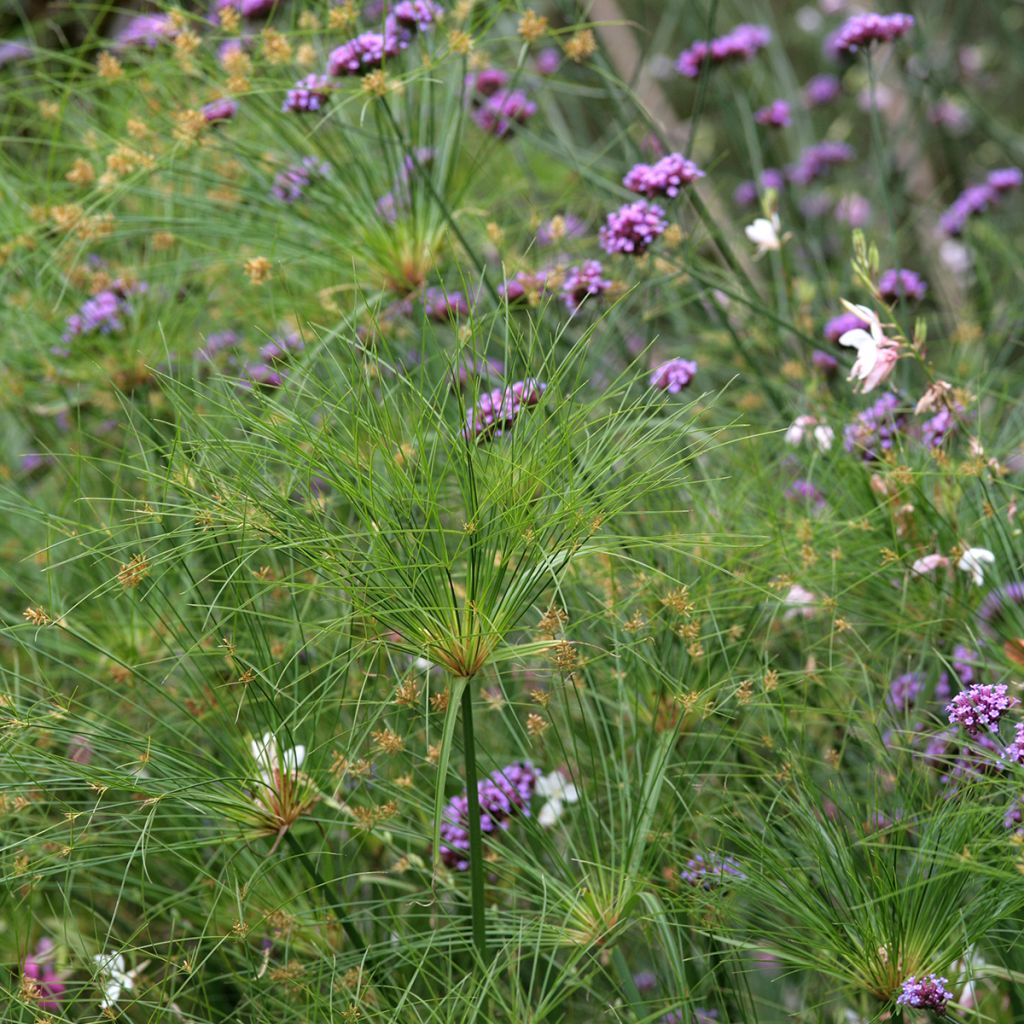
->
xmin=283 ymin=830 xmax=367 ymax=954
xmin=460 ymin=681 xmax=488 ymax=963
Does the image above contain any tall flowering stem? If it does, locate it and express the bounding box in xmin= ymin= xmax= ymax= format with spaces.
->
xmin=460 ymin=682 xmax=488 ymax=961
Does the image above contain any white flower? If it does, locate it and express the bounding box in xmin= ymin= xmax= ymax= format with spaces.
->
xmin=785 ymin=415 xmax=834 ymax=452
xmin=251 ymin=732 xmax=306 ymax=788
xmin=957 ymin=547 xmax=995 ymax=586
xmin=782 ymin=584 xmax=818 ymax=621
xmin=535 ymin=770 xmax=579 ymax=827
xmin=94 ymin=951 xmax=135 ymax=1010
xmin=745 ymin=213 xmax=785 ymax=258
xmin=837 ymin=303 xmax=900 ymax=394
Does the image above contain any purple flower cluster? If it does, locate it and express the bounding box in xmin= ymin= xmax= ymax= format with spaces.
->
xmin=241 ymin=330 xmax=305 ymax=389
xmin=623 ymin=153 xmax=705 ymax=199
xmin=439 ymin=761 xmax=538 ymax=870
xmin=599 ymin=200 xmax=668 ymax=256
xmin=755 ymin=99 xmax=791 ymax=128
xmin=843 ymin=392 xmax=906 ymax=461
xmin=328 ymin=27 xmax=404 ymax=76
xmin=829 ymin=13 xmax=915 ymax=57
xmin=198 ymin=329 xmax=242 ymax=364
xmin=650 ymin=358 xmax=698 ymax=394
xmin=675 ymin=23 xmax=771 ymax=79
xmin=392 ymin=0 xmax=444 ymax=31
xmin=473 ymin=89 xmax=537 ymax=137
xmin=423 ymin=287 xmax=470 ymax=322
xmin=202 ymin=97 xmax=238 ymax=124
xmin=733 ymin=168 xmax=786 ymax=207
xmin=0 ymin=40 xmax=32 ymax=66
xmin=940 ymin=168 xmax=1023 ymax=236
xmin=62 ymin=281 xmax=145 ymax=345
xmin=788 ymin=141 xmax=855 ymax=186
xmin=463 ymin=380 xmax=546 ymax=441
xmin=283 ymin=74 xmax=332 ymax=113
xmin=888 ymin=671 xmax=924 ymax=712
xmin=216 ymin=0 xmax=276 ymax=16
xmin=562 ymin=260 xmax=612 ymax=310
xmin=978 ymin=582 xmax=1024 ymax=640
xmin=114 ymin=13 xmax=175 ymax=48
xmin=896 ymin=974 xmax=953 ymax=1015
xmin=680 ymin=852 xmax=744 ymax=889
xmin=466 ymin=68 xmax=509 ymax=101
xmin=878 ymin=267 xmax=927 ymax=304
xmin=271 ymin=156 xmax=330 ymax=203
xmin=1005 ymin=722 xmax=1024 ymax=765
xmin=812 ymin=349 xmax=839 ymax=375
xmin=23 ymin=939 xmax=65 ymax=1011
xmin=784 ymin=478 xmax=826 ymax=509
xmin=921 ymin=406 xmax=959 ymax=448
xmin=259 ymin=330 xmax=304 ymax=363
xmin=803 ymin=73 xmax=841 ymax=108
xmin=498 ymin=269 xmax=550 ymax=304
xmin=946 ymin=683 xmax=1017 ymax=736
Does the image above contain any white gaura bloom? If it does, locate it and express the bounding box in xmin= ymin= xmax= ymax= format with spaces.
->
xmin=782 ymin=584 xmax=818 ymax=621
xmin=785 ymin=415 xmax=834 ymax=452
xmin=535 ymin=770 xmax=579 ymax=827
xmin=837 ymin=303 xmax=900 ymax=394
xmin=94 ymin=951 xmax=140 ymax=1011
xmin=911 ymin=553 xmax=950 ymax=576
xmin=957 ymin=547 xmax=995 ymax=586
xmin=250 ymin=732 xmax=306 ymax=788
xmin=745 ymin=213 xmax=786 ymax=258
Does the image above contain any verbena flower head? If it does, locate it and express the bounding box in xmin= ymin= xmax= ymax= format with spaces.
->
xmin=733 ymin=168 xmax=786 ymax=207
xmin=895 ymin=973 xmax=953 ymax=1015
xmin=888 ymin=671 xmax=924 ymax=712
xmin=649 ymin=358 xmax=698 ymax=394
xmin=755 ymin=99 xmax=792 ymax=127
xmin=784 ymin=479 xmax=826 ymax=508
xmin=439 ymin=761 xmax=538 ymax=870
xmin=498 ymin=269 xmax=550 ymax=304
xmin=392 ymin=0 xmax=444 ymax=32
xmin=328 ymin=27 xmax=404 ymax=76
xmin=423 ymin=287 xmax=470 ymax=321
xmin=675 ymin=23 xmax=771 ymax=79
xmin=202 ymin=97 xmax=238 ymax=124
xmin=1005 ymin=722 xmax=1024 ymax=765
xmin=562 ymin=260 xmax=612 ymax=310
xmin=878 ymin=267 xmax=927 ymax=304
xmin=465 ymin=67 xmax=510 ymax=101
xmin=938 ymin=170 xmax=1020 ymax=235
xmin=283 ymin=74 xmax=332 ymax=113
xmin=788 ymin=141 xmax=854 ymax=186
xmin=463 ymin=379 xmax=546 ymax=440
xmin=114 ymin=13 xmax=175 ymax=48
xmin=680 ymin=852 xmax=745 ymax=889
xmin=623 ymin=153 xmax=705 ymax=198
xmin=843 ymin=392 xmax=907 ymax=460
xmin=271 ymin=156 xmax=330 ymax=203
xmin=472 ymin=88 xmax=537 ymax=137
xmin=829 ymin=13 xmax=915 ymax=57
xmin=945 ymin=683 xmax=1016 ymax=736
xmin=825 ymin=310 xmax=869 ymax=345
xmin=599 ymin=200 xmax=668 ymax=255
xmin=62 ymin=289 xmax=131 ymax=343
xmin=978 ymin=582 xmax=1024 ymax=642
xmin=803 ymin=73 xmax=841 ymax=107
xmin=921 ymin=406 xmax=960 ymax=448
xmin=812 ymin=349 xmax=839 ymax=375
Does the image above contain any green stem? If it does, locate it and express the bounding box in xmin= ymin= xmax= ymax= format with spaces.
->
xmin=283 ymin=830 xmax=367 ymax=953
xmin=460 ymin=682 xmax=488 ymax=962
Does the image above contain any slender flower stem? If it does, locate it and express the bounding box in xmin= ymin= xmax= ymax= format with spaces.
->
xmin=460 ymin=682 xmax=488 ymax=962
